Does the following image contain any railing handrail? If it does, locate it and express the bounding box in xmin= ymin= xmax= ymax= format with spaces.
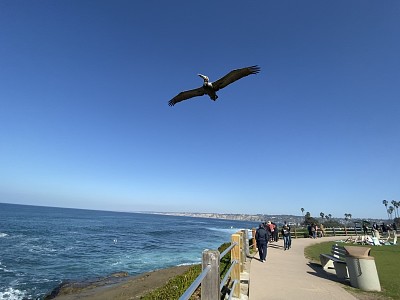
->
xmin=228 ymin=279 xmax=239 ymax=300
xmin=178 ymin=264 xmax=212 ymax=300
xmin=220 ymin=241 xmax=238 ymax=258
xmin=219 ymin=259 xmax=238 ymax=291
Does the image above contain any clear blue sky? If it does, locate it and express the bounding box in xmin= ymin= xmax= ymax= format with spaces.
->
xmin=1 ymin=1 xmax=399 ymax=219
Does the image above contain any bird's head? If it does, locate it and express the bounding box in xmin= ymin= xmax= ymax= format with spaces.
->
xmin=198 ymin=74 xmax=209 ymax=82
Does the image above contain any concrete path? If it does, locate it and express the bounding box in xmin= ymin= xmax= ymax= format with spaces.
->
xmin=249 ymin=236 xmax=358 ymax=300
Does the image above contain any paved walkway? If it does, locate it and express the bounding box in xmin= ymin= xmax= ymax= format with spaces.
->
xmin=249 ymin=236 xmax=358 ymax=300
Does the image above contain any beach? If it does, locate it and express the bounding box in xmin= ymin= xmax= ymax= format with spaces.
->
xmin=50 ymin=265 xmax=191 ymax=299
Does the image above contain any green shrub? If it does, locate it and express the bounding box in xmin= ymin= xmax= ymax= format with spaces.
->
xmin=141 ymin=242 xmax=232 ymax=300
xmin=140 ymin=264 xmax=202 ymax=300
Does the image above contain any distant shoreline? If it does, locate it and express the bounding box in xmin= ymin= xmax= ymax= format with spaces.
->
xmin=1 ymin=203 xmax=387 ymax=223
xmin=140 ymin=211 xmax=389 ymax=225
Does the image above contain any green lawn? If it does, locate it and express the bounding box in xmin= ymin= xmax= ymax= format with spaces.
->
xmin=304 ymin=241 xmax=400 ymax=300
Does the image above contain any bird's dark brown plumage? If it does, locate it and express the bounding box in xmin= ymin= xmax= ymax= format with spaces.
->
xmin=168 ymin=65 xmax=260 ymax=106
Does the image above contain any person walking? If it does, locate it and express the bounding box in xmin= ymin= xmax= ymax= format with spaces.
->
xmin=320 ymin=223 xmax=325 ymax=237
xmin=272 ymin=222 xmax=279 ymax=242
xmin=307 ymin=224 xmax=312 ymax=238
xmin=311 ymin=223 xmax=317 ymax=239
xmin=362 ymin=223 xmax=368 ymax=235
xmin=266 ymin=221 xmax=275 ymax=242
xmin=281 ymin=221 xmax=291 ymax=250
xmin=255 ymin=223 xmax=268 ymax=262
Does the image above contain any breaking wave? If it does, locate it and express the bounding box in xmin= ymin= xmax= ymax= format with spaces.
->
xmin=0 ymin=287 xmax=27 ymax=300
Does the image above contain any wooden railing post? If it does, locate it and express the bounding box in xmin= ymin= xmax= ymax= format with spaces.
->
xmin=252 ymin=228 xmax=256 ymax=250
xmin=242 ymin=229 xmax=249 ymax=257
xmin=239 ymin=231 xmax=245 ymax=271
xmin=201 ymin=250 xmax=220 ymax=300
xmin=231 ymin=234 xmax=241 ymax=298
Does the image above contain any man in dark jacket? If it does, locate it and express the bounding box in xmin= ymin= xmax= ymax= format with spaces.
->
xmin=255 ymin=224 xmax=268 ymax=262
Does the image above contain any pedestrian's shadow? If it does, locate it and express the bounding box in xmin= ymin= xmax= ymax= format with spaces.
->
xmin=268 ymin=243 xmax=283 ymax=249
xmin=246 ymin=252 xmax=262 ymax=262
xmin=307 ymin=262 xmax=351 ymax=286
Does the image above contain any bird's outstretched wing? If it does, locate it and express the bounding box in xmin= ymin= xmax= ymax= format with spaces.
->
xmin=212 ymin=65 xmax=260 ymax=91
xmin=168 ymin=87 xmax=205 ymax=106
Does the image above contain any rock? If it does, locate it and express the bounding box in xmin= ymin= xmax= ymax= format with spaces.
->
xmin=44 ymin=272 xmax=129 ymax=299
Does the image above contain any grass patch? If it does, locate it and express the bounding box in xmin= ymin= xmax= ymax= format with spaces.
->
xmin=304 ymin=241 xmax=400 ymax=300
xmin=140 ymin=264 xmax=202 ymax=300
xmin=141 ymin=243 xmax=232 ymax=299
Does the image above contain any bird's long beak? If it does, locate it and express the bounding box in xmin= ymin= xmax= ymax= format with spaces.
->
xmin=198 ymin=74 xmax=208 ymax=81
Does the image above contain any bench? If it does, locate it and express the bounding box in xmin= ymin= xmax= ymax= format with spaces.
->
xmin=319 ymin=244 xmax=348 ymax=279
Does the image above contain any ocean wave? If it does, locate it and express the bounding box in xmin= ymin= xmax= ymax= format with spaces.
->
xmin=0 ymin=262 xmax=12 ymax=273
xmin=28 ymin=245 xmax=58 ymax=254
xmin=0 ymin=233 xmax=9 ymax=238
xmin=0 ymin=287 xmax=27 ymax=300
xmin=177 ymin=262 xmax=200 ymax=267
xmin=111 ymin=261 xmax=122 ymax=266
xmin=206 ymin=227 xmax=241 ymax=233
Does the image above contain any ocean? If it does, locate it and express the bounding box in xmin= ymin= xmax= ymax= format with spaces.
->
xmin=0 ymin=203 xmax=257 ymax=300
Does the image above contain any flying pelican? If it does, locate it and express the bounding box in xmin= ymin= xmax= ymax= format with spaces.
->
xmin=168 ymin=65 xmax=260 ymax=106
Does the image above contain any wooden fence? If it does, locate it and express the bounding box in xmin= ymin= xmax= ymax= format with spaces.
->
xmin=290 ymin=226 xmax=364 ymax=238
xmin=179 ymin=229 xmax=250 ymax=300
xmin=179 ymin=226 xmax=374 ymax=299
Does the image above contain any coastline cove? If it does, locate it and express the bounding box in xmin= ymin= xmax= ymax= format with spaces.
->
xmin=0 ymin=203 xmax=257 ymax=299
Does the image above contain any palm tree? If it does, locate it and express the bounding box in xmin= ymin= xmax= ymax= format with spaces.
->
xmin=328 ymin=213 xmax=332 ymax=219
xmin=304 ymin=211 xmax=311 ymax=225
xmin=383 ymin=199 xmax=389 ymax=219
xmin=388 ymin=206 xmax=394 ymax=220
xmin=320 ymin=212 xmax=325 ymax=220
xmin=391 ymin=200 xmax=398 ymax=219
xmin=301 ymin=208 xmax=305 ymax=216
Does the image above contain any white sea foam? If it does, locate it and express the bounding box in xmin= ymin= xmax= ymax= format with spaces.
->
xmin=0 ymin=287 xmax=27 ymax=300
xmin=177 ymin=262 xmax=199 ymax=267
xmin=0 ymin=262 xmax=12 ymax=273
xmin=207 ymin=227 xmax=239 ymax=234
xmin=0 ymin=233 xmax=9 ymax=238
xmin=29 ymin=245 xmax=57 ymax=253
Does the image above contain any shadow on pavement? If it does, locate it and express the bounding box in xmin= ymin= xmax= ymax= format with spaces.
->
xmin=306 ymin=262 xmax=351 ymax=286
xmin=268 ymin=243 xmax=283 ymax=249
